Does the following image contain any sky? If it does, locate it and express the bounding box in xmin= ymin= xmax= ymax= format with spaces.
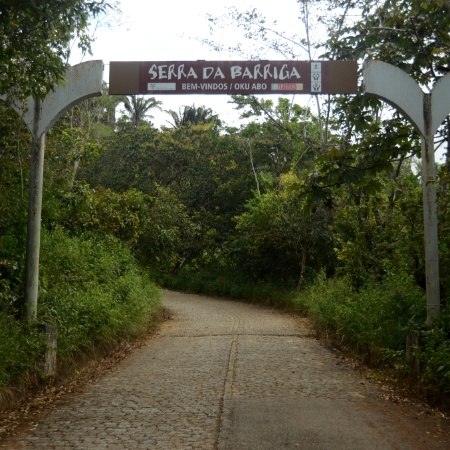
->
xmin=69 ymin=0 xmax=307 ymax=128
xmin=67 ymin=1 xmax=447 ymax=162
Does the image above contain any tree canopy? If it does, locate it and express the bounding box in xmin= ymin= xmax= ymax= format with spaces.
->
xmin=120 ymin=96 xmax=162 ymax=127
xmin=0 ymin=0 xmax=113 ymax=99
xmin=166 ymin=104 xmax=219 ymax=128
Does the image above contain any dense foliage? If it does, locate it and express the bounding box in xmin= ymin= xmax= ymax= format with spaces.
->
xmin=1 ymin=229 xmax=159 ymax=389
xmin=0 ymin=0 xmax=114 ymax=99
xmin=1 ymin=0 xmax=450 ymax=404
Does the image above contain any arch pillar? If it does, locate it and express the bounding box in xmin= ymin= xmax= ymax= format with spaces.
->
xmin=364 ymin=60 xmax=450 ymax=325
xmin=1 ymin=60 xmax=103 ymax=319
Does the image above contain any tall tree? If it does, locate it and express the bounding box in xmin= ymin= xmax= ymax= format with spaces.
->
xmin=166 ymin=104 xmax=219 ymax=128
xmin=121 ymin=95 xmax=162 ymax=127
xmin=324 ymin=0 xmax=450 ymax=83
xmin=322 ymin=0 xmax=450 ymax=162
xmin=0 ymin=0 xmax=114 ymax=99
xmin=45 ymin=92 xmax=118 ymax=192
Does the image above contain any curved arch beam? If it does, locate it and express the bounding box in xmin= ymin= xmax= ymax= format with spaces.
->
xmin=432 ymin=73 xmax=450 ymax=134
xmin=1 ymin=60 xmax=103 ymax=138
xmin=363 ymin=59 xmax=450 ymax=325
xmin=363 ymin=60 xmax=425 ymax=136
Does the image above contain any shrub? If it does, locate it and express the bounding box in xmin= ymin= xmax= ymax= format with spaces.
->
xmin=0 ymin=314 xmax=45 ymax=387
xmin=162 ymin=264 xmax=293 ymax=308
xmin=418 ymin=306 xmax=450 ymax=395
xmin=294 ymin=273 xmax=426 ymax=365
xmin=38 ymin=227 xmax=161 ymax=358
xmin=0 ymin=227 xmax=161 ymax=389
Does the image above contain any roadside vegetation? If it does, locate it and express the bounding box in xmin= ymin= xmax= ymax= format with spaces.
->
xmin=1 ymin=227 xmax=160 ymax=390
xmin=1 ymin=0 xmax=450 ymax=410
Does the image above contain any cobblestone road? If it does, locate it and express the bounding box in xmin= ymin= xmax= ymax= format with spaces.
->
xmin=1 ymin=290 xmax=449 ymax=449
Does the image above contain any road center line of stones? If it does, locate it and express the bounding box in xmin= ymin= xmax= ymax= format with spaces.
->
xmin=167 ymin=333 xmax=305 ymax=338
xmin=214 ymin=334 xmax=239 ymax=449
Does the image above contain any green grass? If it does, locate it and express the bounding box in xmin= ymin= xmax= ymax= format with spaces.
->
xmin=293 ymin=273 xmax=450 ymax=404
xmin=0 ymin=314 xmax=45 ymax=388
xmin=292 ymin=273 xmax=426 ymax=364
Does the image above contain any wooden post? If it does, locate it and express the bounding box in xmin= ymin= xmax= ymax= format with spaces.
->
xmin=43 ymin=324 xmax=58 ymax=377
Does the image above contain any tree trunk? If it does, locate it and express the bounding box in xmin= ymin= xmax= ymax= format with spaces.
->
xmin=296 ymin=251 xmax=306 ymax=291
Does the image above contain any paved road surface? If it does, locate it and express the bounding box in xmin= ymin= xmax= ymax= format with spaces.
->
xmin=1 ymin=290 xmax=449 ymax=449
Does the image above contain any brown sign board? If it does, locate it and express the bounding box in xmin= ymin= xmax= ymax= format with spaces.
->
xmin=109 ymin=60 xmax=358 ymax=95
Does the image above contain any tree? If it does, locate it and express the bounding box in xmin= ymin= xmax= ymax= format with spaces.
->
xmin=234 ymin=97 xmax=323 ymax=187
xmin=45 ymin=91 xmax=119 ymax=192
xmin=322 ymin=0 xmax=450 ymax=166
xmin=331 ymin=163 xmax=425 ymax=288
xmin=204 ymin=1 xmax=430 ymax=201
xmin=80 ymin=123 xmax=159 ymax=194
xmin=324 ymin=0 xmax=450 ymax=84
xmin=121 ymin=95 xmax=162 ymax=127
xmin=315 ymin=0 xmax=450 ymax=308
xmin=166 ymin=104 xmax=219 ymax=128
xmin=233 ymin=181 xmax=336 ymax=288
xmin=0 ymin=102 xmax=31 ymax=313
xmin=80 ymin=116 xmax=254 ymax=273
xmin=204 ymin=2 xmax=327 ymax=123
xmin=0 ymin=0 xmax=115 ymax=99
